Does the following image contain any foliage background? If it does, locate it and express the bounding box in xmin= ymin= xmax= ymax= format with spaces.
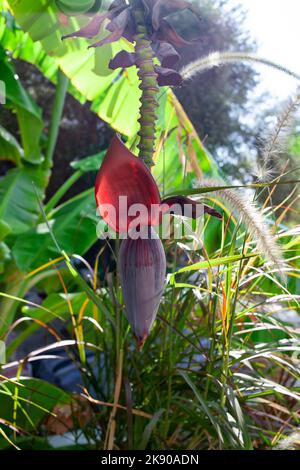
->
xmin=0 ymin=0 xmax=299 ymax=451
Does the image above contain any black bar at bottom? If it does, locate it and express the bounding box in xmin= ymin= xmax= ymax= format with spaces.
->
xmin=0 ymin=449 xmax=298 ymax=466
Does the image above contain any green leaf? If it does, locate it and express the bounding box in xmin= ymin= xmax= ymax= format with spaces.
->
xmin=0 ymin=220 xmax=11 ymax=241
xmin=16 ymin=106 xmax=44 ymax=165
xmin=179 ymin=371 xmax=224 ymax=445
xmin=174 ymin=253 xmax=257 ymax=275
xmin=225 ymin=385 xmax=253 ymax=450
xmin=93 ymin=40 xmax=114 ymax=78
xmin=290 ymin=135 xmax=300 ymax=156
xmin=90 ymin=67 xmax=141 ymax=136
xmin=12 ymin=188 xmax=98 ymax=271
xmin=7 ymin=292 xmax=93 ymax=357
xmin=70 ymin=150 xmax=105 ymax=172
xmin=165 ymin=180 xmax=300 ymax=198
xmin=0 ymin=13 xmax=57 ymax=81
xmin=0 ymin=166 xmax=47 ymax=235
xmin=139 ymin=409 xmax=165 ymax=450
xmin=8 ymin=0 xmax=63 ymax=53
xmin=4 ymin=1 xmax=140 ymax=134
xmin=0 ymin=242 xmax=11 ymax=273
xmin=0 ymin=125 xmax=23 ymax=165
xmin=0 ymin=57 xmax=44 ymax=164
xmin=0 ymin=378 xmax=71 ymax=432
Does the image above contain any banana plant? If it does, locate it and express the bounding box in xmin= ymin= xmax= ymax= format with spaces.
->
xmin=0 ymin=51 xmax=46 ymax=263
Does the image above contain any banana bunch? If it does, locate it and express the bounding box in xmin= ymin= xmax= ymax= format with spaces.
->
xmin=55 ymin=0 xmax=102 ymax=16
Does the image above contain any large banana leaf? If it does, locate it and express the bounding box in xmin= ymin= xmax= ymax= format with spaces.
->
xmin=12 ymin=188 xmax=98 ymax=271
xmin=0 ymin=125 xmax=23 ymax=165
xmin=0 ymin=242 xmax=10 ymax=273
xmin=0 ymin=166 xmax=47 ymax=236
xmin=0 ymin=378 xmax=71 ymax=432
xmin=0 ymin=48 xmax=44 ymax=164
xmin=5 ymin=0 xmax=141 ymax=135
xmin=0 ymin=47 xmax=48 ymax=258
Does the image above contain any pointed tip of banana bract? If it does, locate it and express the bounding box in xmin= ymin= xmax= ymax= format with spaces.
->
xmin=204 ymin=204 xmax=223 ymax=219
xmin=137 ymin=333 xmax=148 ymax=351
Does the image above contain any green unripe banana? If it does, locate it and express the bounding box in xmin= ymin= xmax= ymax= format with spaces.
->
xmin=55 ymin=0 xmax=96 ymax=16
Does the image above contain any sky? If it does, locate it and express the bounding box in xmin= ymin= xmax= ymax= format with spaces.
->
xmin=227 ymin=0 xmax=300 ymax=100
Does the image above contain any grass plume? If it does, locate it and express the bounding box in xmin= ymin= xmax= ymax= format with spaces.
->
xmin=197 ymin=179 xmax=285 ymax=273
xmin=256 ymin=88 xmax=300 ymax=180
xmin=180 ymin=51 xmax=300 ymax=82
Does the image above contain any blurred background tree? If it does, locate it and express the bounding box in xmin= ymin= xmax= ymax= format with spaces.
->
xmin=173 ymin=0 xmax=262 ymax=181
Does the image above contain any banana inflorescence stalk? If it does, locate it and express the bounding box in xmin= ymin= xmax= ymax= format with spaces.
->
xmin=133 ymin=5 xmax=159 ymax=169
